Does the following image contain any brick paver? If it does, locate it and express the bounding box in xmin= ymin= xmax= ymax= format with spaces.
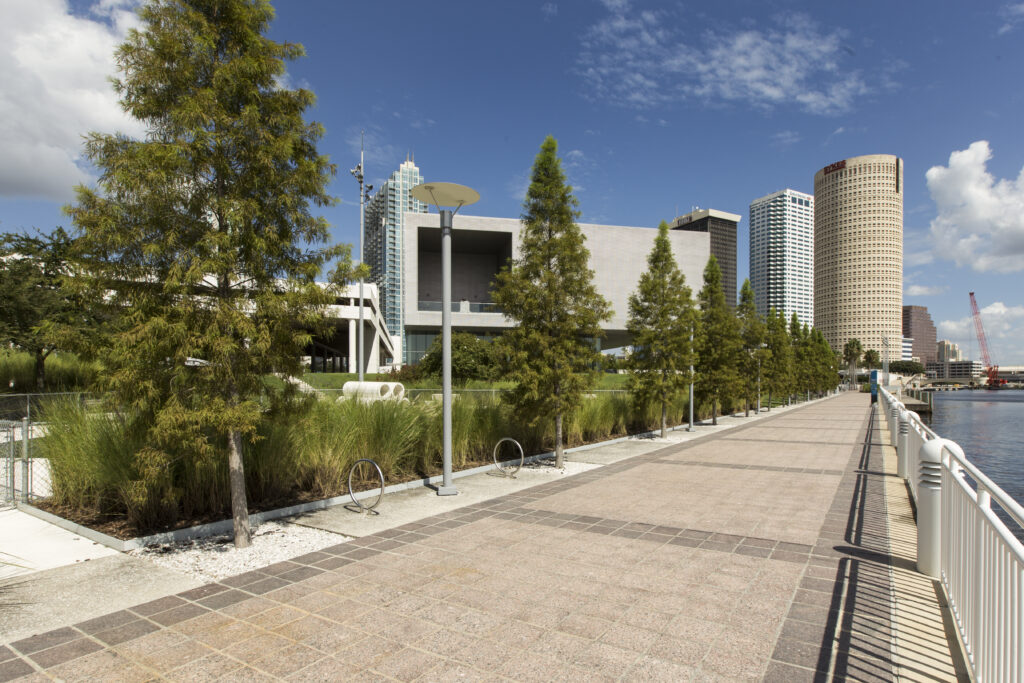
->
xmin=1 ymin=394 xmax=963 ymax=681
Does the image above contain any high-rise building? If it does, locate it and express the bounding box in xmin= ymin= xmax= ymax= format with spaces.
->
xmin=936 ymin=339 xmax=963 ymax=362
xmin=902 ymin=337 xmax=914 ymax=362
xmin=364 ymin=157 xmax=428 ymax=362
xmin=670 ymin=209 xmax=741 ymax=306
xmin=813 ymin=154 xmax=903 ymax=354
xmin=748 ymin=189 xmax=814 ymax=326
xmin=902 ymin=305 xmax=937 ymax=363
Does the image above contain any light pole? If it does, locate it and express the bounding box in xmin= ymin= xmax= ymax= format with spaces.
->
xmin=349 ymin=132 xmax=370 ymax=382
xmin=410 ymin=182 xmax=479 ymax=496
xmin=688 ymin=328 xmax=695 ymax=431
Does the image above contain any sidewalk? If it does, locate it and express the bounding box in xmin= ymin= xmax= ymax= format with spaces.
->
xmin=0 ymin=394 xmax=965 ymax=681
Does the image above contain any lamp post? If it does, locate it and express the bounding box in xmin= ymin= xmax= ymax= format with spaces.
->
xmin=688 ymin=328 xmax=695 ymax=432
xmin=410 ymin=182 xmax=479 ymax=496
xmin=349 ymin=132 xmax=372 ymax=382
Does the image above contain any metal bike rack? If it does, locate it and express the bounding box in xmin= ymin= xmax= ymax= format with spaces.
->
xmin=347 ymin=458 xmax=384 ymax=514
xmin=492 ymin=437 xmax=524 ymax=478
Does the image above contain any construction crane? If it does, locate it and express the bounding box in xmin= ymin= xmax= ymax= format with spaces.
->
xmin=968 ymin=292 xmax=1006 ymax=388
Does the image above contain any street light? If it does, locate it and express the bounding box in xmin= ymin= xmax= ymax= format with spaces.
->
xmin=688 ymin=328 xmax=695 ymax=432
xmin=410 ymin=181 xmax=479 ymax=496
xmin=349 ymin=132 xmax=370 ymax=382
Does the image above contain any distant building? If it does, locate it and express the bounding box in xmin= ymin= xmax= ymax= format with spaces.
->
xmin=814 ymin=154 xmax=903 ymax=354
xmin=748 ymin=189 xmax=814 ymax=327
xmin=307 ymin=283 xmax=395 ymax=374
xmin=902 ymin=337 xmax=914 ymax=362
xmin=365 ymin=157 xmax=428 ymax=363
xmin=670 ymin=209 xmax=741 ymax=307
xmin=926 ymin=360 xmax=984 ymax=380
xmin=936 ymin=339 xmax=963 ymax=362
xmin=902 ymin=305 xmax=937 ymax=363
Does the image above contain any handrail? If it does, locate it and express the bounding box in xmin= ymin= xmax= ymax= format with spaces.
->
xmin=942 ymin=441 xmax=1024 ymax=532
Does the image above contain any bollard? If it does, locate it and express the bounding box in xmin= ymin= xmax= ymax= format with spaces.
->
xmin=20 ymin=417 xmax=29 ymax=504
xmin=889 ymin=404 xmax=900 ymax=445
xmin=897 ymin=409 xmax=910 ymax=479
xmin=917 ymin=438 xmax=948 ymax=578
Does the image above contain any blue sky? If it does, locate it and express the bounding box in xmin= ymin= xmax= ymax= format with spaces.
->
xmin=3 ymin=0 xmax=1024 ymax=362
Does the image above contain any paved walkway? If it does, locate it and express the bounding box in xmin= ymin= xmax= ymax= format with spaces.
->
xmin=0 ymin=394 xmax=965 ymax=681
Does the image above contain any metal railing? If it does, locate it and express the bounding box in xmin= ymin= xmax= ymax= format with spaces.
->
xmin=880 ymin=386 xmax=1023 ymax=681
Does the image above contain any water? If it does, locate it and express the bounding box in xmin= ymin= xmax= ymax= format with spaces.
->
xmin=925 ymin=390 xmax=1024 ymax=518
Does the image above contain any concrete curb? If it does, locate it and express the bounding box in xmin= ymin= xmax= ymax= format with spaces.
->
xmin=18 ymin=393 xmax=840 ymax=550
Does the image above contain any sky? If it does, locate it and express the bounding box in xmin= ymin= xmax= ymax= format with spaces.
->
xmin=2 ymin=0 xmax=1024 ymax=363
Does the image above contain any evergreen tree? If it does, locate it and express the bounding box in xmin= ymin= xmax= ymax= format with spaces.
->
xmin=66 ymin=0 xmax=358 ymax=547
xmin=789 ymin=315 xmax=812 ymax=398
xmin=626 ymin=221 xmax=696 ymax=437
xmin=763 ymin=308 xmax=793 ymax=409
xmin=843 ymin=338 xmax=863 ymax=389
xmin=419 ymin=332 xmax=496 ymax=385
xmin=695 ymin=256 xmax=741 ymax=425
xmin=810 ymin=328 xmax=839 ymax=393
xmin=736 ymin=279 xmax=767 ymax=416
xmin=493 ymin=136 xmax=611 ymax=467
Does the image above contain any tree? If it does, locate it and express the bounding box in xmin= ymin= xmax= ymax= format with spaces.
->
xmin=809 ymin=329 xmax=840 ymax=393
xmin=763 ymin=308 xmax=793 ymax=409
xmin=419 ymin=332 xmax=496 ymax=385
xmin=0 ymin=228 xmax=96 ymax=391
xmin=843 ymin=339 xmax=863 ymax=388
xmin=890 ymin=360 xmax=925 ymax=376
xmin=493 ymin=136 xmax=611 ymax=468
xmin=695 ymin=256 xmax=741 ymax=425
xmin=66 ymin=0 xmax=358 ymax=547
xmin=790 ymin=315 xmax=812 ymax=398
xmin=626 ymin=221 xmax=696 ymax=437
xmin=736 ymin=279 xmax=767 ymax=417
xmin=863 ymin=349 xmax=882 ymax=369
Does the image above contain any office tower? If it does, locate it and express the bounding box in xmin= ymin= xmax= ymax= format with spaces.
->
xmin=364 ymin=157 xmax=428 ymax=363
xmin=936 ymin=339 xmax=963 ymax=362
xmin=902 ymin=337 xmax=914 ymax=361
xmin=748 ymin=189 xmax=814 ymax=326
xmin=813 ymin=154 xmax=903 ymax=354
xmin=670 ymin=209 xmax=741 ymax=306
xmin=902 ymin=305 xmax=937 ymax=363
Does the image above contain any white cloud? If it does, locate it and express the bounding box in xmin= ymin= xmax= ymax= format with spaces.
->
xmin=905 ymin=284 xmax=947 ymax=296
xmin=578 ymin=4 xmax=869 ymax=114
xmin=998 ymin=3 xmax=1024 ymax=34
xmin=506 ymin=169 xmax=531 ymax=202
xmin=938 ymin=301 xmax=1024 ymax=364
xmin=541 ymin=3 xmax=558 ymax=20
xmin=772 ymin=130 xmax=801 ymax=146
xmin=0 ymin=0 xmax=144 ymax=201
xmin=926 ymin=140 xmax=1024 ymax=273
xmin=904 ymin=250 xmax=935 ymax=268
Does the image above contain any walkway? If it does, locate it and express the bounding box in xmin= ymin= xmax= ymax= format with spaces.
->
xmin=0 ymin=394 xmax=965 ymax=681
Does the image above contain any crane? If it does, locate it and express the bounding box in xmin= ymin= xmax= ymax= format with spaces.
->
xmin=968 ymin=292 xmax=1005 ymax=388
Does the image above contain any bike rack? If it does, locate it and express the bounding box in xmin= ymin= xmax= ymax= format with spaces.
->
xmin=347 ymin=458 xmax=384 ymax=514
xmin=492 ymin=437 xmax=524 ymax=478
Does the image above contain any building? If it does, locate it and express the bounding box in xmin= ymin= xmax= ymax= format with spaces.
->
xmin=748 ymin=189 xmax=814 ymax=326
xmin=401 ymin=213 xmax=710 ymax=363
xmin=925 ymin=360 xmax=984 ymax=381
xmin=936 ymin=339 xmax=963 ymax=362
xmin=670 ymin=209 xmax=741 ymax=306
xmin=902 ymin=337 xmax=914 ymax=362
xmin=902 ymin=305 xmax=937 ymax=363
xmin=364 ymin=157 xmax=428 ymax=362
xmin=813 ymin=154 xmax=903 ymax=354
xmin=307 ymin=283 xmax=395 ymax=374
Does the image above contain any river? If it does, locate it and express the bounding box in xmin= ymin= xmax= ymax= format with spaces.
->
xmin=925 ymin=390 xmax=1024 ymax=519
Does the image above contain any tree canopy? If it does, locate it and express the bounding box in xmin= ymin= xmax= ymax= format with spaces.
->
xmin=493 ymin=135 xmax=611 ymax=467
xmin=418 ymin=332 xmax=497 ymax=385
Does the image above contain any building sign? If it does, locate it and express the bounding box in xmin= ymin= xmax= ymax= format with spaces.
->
xmin=823 ymin=160 xmax=847 ymax=175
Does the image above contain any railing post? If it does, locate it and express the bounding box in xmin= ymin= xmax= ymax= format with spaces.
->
xmin=19 ymin=417 xmax=29 ymax=504
xmin=890 ymin=403 xmax=900 ymax=445
xmin=917 ymin=438 xmax=948 ymax=578
xmin=897 ymin=409 xmax=910 ymax=479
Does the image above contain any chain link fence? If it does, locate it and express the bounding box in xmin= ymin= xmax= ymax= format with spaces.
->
xmin=0 ymin=418 xmax=50 ymax=507
xmin=0 ymin=392 xmax=91 ymax=422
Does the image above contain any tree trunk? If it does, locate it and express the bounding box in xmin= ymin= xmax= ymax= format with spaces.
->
xmin=554 ymin=412 xmax=564 ymax=469
xmin=711 ymin=395 xmax=718 ymax=425
xmin=767 ymin=390 xmax=772 ymax=411
xmin=744 ymin=396 xmax=749 ymax=418
xmin=660 ymin=400 xmax=667 ymax=438
xmin=34 ymin=349 xmax=46 ymax=392
xmin=228 ymin=429 xmax=252 ymax=548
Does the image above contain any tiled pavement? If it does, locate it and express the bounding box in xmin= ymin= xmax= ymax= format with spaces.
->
xmin=0 ymin=393 xmax=963 ymax=681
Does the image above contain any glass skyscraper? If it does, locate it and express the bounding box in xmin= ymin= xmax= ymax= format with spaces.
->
xmin=749 ymin=189 xmax=814 ymax=327
xmin=364 ymin=157 xmax=427 ymax=363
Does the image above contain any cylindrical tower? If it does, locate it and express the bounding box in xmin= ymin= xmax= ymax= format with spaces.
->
xmin=813 ymin=154 xmax=903 ymax=358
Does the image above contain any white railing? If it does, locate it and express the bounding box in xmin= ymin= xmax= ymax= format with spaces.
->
xmin=880 ymin=386 xmax=1024 ymax=682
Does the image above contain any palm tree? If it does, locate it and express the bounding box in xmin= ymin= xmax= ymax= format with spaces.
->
xmin=843 ymin=338 xmax=863 ymax=389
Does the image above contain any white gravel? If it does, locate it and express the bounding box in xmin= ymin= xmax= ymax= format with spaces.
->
xmin=128 ymin=521 xmax=350 ymax=583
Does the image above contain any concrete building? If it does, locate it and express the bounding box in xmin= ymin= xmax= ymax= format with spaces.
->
xmin=402 ymin=213 xmax=710 ymax=364
xmin=748 ymin=189 xmax=814 ymax=326
xmin=814 ymin=154 xmax=904 ymax=355
xmin=926 ymin=360 xmax=984 ymax=381
xmin=670 ymin=209 xmax=740 ymax=306
xmin=902 ymin=337 xmax=914 ymax=361
xmin=936 ymin=339 xmax=963 ymax=362
xmin=307 ymin=283 xmax=396 ymax=374
xmin=902 ymin=305 xmax=937 ymax=363
xmin=364 ymin=157 xmax=428 ymax=362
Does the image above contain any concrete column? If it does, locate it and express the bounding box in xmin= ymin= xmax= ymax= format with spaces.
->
xmin=897 ymin=409 xmax=910 ymax=479
xmin=917 ymin=438 xmax=948 ymax=578
xmin=367 ymin=324 xmax=381 ymax=374
xmin=348 ymin=319 xmax=357 ymax=374
xmin=890 ymin=404 xmax=901 ymax=445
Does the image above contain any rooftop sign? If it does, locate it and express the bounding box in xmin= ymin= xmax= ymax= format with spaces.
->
xmin=823 ymin=159 xmax=847 ymax=175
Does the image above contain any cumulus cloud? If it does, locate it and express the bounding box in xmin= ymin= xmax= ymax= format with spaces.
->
xmin=577 ymin=3 xmax=869 ymax=114
xmin=905 ymin=284 xmax=947 ymax=296
xmin=938 ymin=301 xmax=1024 ymax=364
xmin=926 ymin=141 xmax=1024 ymax=273
xmin=998 ymin=3 xmax=1024 ymax=34
xmin=0 ymin=0 xmax=144 ymax=201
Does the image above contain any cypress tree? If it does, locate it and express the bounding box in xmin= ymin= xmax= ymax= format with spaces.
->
xmin=66 ymin=0 xmax=357 ymax=546
xmin=493 ymin=136 xmax=611 ymax=468
xmin=736 ymin=279 xmax=767 ymax=417
xmin=626 ymin=221 xmax=696 ymax=437
xmin=763 ymin=308 xmax=793 ymax=410
xmin=695 ymin=256 xmax=741 ymax=425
